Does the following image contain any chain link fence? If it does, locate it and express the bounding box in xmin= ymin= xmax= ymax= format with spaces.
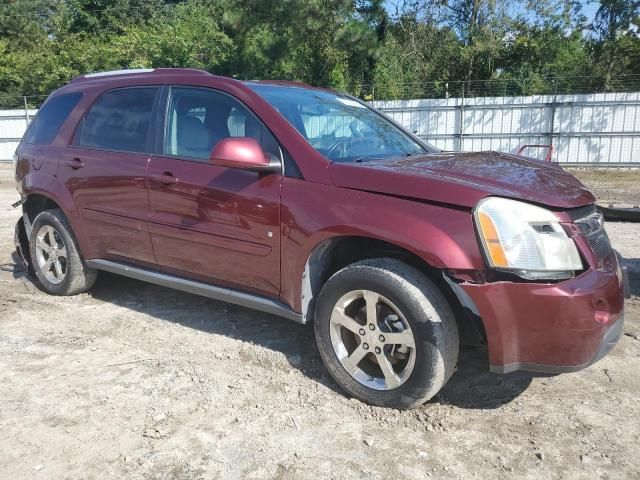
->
xmin=3 ymin=74 xmax=640 ymax=108
xmin=0 ymin=94 xmax=49 ymax=110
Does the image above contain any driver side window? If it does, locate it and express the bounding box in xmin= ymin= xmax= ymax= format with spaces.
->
xmin=164 ymin=87 xmax=281 ymax=162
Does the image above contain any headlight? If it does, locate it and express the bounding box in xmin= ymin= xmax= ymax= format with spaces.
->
xmin=475 ymin=197 xmax=583 ymax=280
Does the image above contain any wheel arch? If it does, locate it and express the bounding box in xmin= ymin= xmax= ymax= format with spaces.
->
xmin=20 ymin=169 xmax=79 ymax=226
xmin=300 ymin=234 xmax=486 ymax=345
xmin=16 ymin=192 xmax=68 ymax=275
xmin=19 ymin=184 xmax=90 ymax=261
xmin=22 ymin=193 xmax=63 ymax=225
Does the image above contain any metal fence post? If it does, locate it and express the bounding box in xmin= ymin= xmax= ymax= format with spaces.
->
xmin=549 ymin=97 xmax=557 ymax=161
xmin=23 ymin=96 xmax=30 ymax=126
xmin=457 ymin=81 xmax=466 ymax=151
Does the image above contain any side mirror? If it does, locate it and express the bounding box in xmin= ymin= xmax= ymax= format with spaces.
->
xmin=209 ymin=137 xmax=281 ymax=173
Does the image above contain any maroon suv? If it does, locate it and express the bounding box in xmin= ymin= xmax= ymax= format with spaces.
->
xmin=14 ymin=68 xmax=628 ymax=408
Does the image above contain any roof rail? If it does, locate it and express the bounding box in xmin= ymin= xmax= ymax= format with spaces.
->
xmin=153 ymin=68 xmax=211 ymax=75
xmin=249 ymin=79 xmax=312 ymax=88
xmin=84 ymin=68 xmax=155 ymax=78
xmin=68 ymin=68 xmax=213 ymax=84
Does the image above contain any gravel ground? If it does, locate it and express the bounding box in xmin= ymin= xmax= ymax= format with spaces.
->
xmin=568 ymin=169 xmax=640 ymax=206
xmin=0 ymin=164 xmax=639 ymax=479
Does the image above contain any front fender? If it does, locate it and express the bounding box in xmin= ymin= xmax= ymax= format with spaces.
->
xmin=279 ymin=178 xmax=484 ymax=312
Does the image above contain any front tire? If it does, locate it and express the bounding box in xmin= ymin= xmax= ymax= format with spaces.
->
xmin=29 ymin=209 xmax=97 ymax=295
xmin=314 ymin=258 xmax=459 ymax=409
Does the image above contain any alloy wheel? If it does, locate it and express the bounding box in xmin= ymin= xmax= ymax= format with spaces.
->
xmin=329 ymin=290 xmax=416 ymax=390
xmin=34 ymin=225 xmax=68 ymax=285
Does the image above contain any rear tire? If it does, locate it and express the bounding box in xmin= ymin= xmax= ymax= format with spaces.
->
xmin=314 ymin=258 xmax=458 ymax=409
xmin=29 ymin=209 xmax=97 ymax=295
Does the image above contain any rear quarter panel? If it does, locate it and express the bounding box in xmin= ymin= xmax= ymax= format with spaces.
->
xmin=15 ymin=146 xmax=94 ymax=258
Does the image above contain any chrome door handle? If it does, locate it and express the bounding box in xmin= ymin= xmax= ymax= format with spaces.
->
xmin=150 ymin=172 xmax=178 ymax=185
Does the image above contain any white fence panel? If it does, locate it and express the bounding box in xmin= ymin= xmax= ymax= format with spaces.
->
xmin=0 ymin=109 xmax=37 ymax=162
xmin=373 ymin=91 xmax=640 ymax=165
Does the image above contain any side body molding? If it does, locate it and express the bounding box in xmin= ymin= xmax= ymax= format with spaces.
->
xmin=87 ymin=259 xmax=304 ymax=323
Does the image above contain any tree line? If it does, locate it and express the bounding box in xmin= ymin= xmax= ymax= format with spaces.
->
xmin=0 ymin=0 xmax=638 ymax=106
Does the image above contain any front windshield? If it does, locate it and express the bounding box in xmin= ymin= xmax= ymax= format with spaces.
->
xmin=248 ymin=83 xmax=431 ymax=163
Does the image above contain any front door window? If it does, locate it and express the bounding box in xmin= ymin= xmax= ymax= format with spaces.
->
xmin=164 ymin=87 xmax=281 ymax=162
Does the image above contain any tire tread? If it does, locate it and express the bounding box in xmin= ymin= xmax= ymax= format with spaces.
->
xmin=315 ymin=258 xmax=459 ymax=409
xmin=29 ymin=208 xmax=97 ymax=296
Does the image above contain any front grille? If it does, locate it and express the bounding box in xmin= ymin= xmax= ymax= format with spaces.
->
xmin=567 ymin=204 xmax=613 ymax=260
xmin=586 ymin=228 xmax=613 ymax=259
xmin=567 ymin=204 xmax=597 ymax=221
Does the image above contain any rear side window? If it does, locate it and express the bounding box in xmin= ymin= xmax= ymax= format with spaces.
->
xmin=74 ymin=87 xmax=157 ymax=153
xmin=23 ymin=92 xmax=82 ymax=145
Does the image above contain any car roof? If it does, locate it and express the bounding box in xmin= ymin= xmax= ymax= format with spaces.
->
xmin=244 ymin=79 xmax=340 ymax=94
xmin=67 ymin=67 xmax=214 ymax=85
xmin=67 ymin=68 xmax=334 ymax=93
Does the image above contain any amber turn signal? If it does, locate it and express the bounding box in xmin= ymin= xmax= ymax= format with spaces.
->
xmin=478 ymin=211 xmax=509 ymax=267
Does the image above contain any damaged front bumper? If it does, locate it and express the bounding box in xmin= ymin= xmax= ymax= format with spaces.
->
xmin=455 ymin=252 xmax=626 ymax=375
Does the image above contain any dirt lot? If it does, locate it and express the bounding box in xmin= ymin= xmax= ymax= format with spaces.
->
xmin=1 ymin=164 xmax=639 ymax=480
xmin=568 ymin=168 xmax=640 ymax=206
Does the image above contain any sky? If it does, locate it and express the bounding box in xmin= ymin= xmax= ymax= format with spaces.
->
xmin=580 ymin=1 xmax=599 ymax=22
xmin=383 ymin=0 xmax=600 ymax=23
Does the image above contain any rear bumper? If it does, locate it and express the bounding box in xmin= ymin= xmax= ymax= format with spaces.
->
xmin=14 ymin=216 xmax=33 ymax=275
xmin=460 ymin=252 xmax=626 ymax=374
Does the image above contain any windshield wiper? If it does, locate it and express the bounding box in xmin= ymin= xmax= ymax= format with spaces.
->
xmin=353 ymin=155 xmax=382 ymax=163
xmin=354 ymin=152 xmax=416 ymax=163
xmin=354 ymin=152 xmax=421 ymax=163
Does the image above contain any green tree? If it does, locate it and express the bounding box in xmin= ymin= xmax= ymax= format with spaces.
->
xmin=222 ymin=0 xmax=357 ymax=86
xmin=0 ymin=0 xmax=56 ymax=48
xmin=54 ymin=0 xmax=169 ymax=36
xmin=0 ymin=0 xmax=637 ymax=102
xmin=437 ymin=0 xmax=510 ymax=80
xmin=116 ymin=1 xmax=232 ymax=70
xmin=499 ymin=1 xmax=591 ymax=95
xmin=0 ymin=39 xmax=24 ymax=106
xmin=592 ymin=0 xmax=640 ymax=87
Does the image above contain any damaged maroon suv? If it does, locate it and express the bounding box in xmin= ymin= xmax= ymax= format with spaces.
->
xmin=14 ymin=68 xmax=628 ymax=409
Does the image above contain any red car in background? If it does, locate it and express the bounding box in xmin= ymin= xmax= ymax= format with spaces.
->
xmin=14 ymin=68 xmax=628 ymax=408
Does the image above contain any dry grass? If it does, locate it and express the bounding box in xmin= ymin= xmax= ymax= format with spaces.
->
xmin=568 ymin=169 xmax=640 ymax=205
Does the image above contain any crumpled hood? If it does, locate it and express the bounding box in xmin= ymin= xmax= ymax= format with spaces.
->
xmin=329 ymin=151 xmax=595 ymax=209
